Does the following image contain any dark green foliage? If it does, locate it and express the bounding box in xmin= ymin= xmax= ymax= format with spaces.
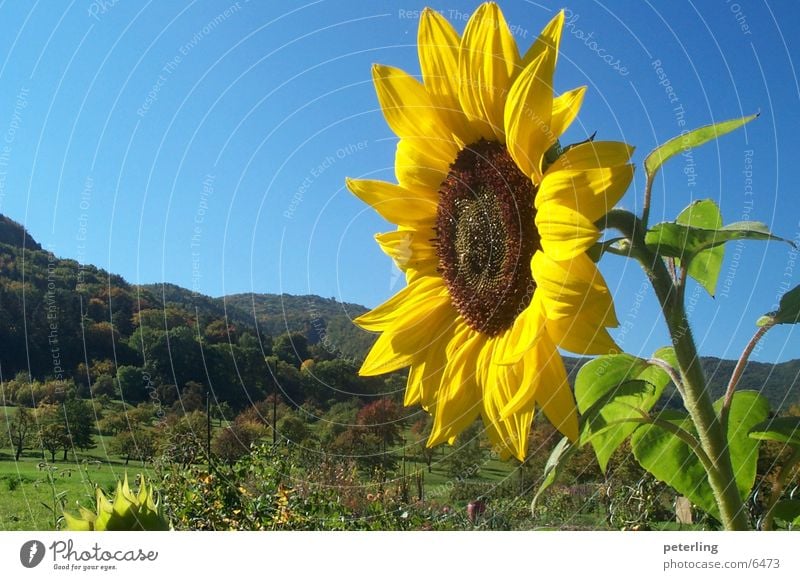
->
xmin=273 ymin=333 xmax=309 ymax=366
xmin=62 ymin=396 xmax=96 ymax=452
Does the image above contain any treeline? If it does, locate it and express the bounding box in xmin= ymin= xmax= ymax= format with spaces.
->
xmin=0 ymin=221 xmax=397 ymax=419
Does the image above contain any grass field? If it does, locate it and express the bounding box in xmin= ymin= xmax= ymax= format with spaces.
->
xmin=1 ymin=402 xmax=185 ymax=530
xmin=0 ymin=437 xmax=151 ymax=531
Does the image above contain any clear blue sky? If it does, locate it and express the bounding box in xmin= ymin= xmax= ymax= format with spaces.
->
xmin=0 ymin=0 xmax=798 ymax=363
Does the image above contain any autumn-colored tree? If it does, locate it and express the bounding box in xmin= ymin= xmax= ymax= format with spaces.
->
xmin=211 ymin=417 xmax=266 ymax=464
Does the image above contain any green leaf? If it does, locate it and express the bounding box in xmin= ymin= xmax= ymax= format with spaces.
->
xmin=771 ymin=500 xmax=800 ymax=526
xmin=713 ymin=390 xmax=770 ymax=501
xmin=645 ymin=221 xmax=790 ymax=266
xmin=644 ymin=113 xmax=759 ymax=180
xmin=749 ymin=416 xmax=800 ymax=447
xmin=757 ymin=285 xmax=800 ymax=327
xmin=575 ymin=352 xmax=672 ymax=472
xmin=675 ymin=200 xmax=724 ymax=296
xmin=532 ymin=436 xmax=575 ymax=509
xmin=631 ymin=410 xmax=718 ymax=518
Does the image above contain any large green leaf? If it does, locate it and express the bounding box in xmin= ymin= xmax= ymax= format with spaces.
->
xmin=757 ymin=284 xmax=800 ymax=327
xmin=532 ymin=436 xmax=575 ymax=509
xmin=713 ymin=390 xmax=770 ymax=501
xmin=749 ymin=416 xmax=800 ymax=447
xmin=630 ymin=410 xmax=719 ymax=518
xmin=644 ymin=113 xmax=758 ymax=179
xmin=676 ymin=200 xmax=724 ymax=296
xmin=645 ymin=221 xmax=788 ymax=264
xmin=575 ymin=352 xmax=672 ymax=472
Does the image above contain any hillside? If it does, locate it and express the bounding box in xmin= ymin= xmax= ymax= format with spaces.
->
xmin=0 ymin=215 xmax=41 ymax=251
xmin=0 ymin=213 xmax=797 ymax=411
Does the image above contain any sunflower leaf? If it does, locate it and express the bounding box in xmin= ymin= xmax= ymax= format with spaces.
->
xmin=749 ymin=416 xmax=800 ymax=447
xmin=644 ymin=113 xmax=759 ymax=180
xmin=757 ymin=284 xmax=800 ymax=327
xmin=630 ymin=410 xmax=719 ymax=519
xmin=532 ymin=436 xmax=575 ymax=509
xmin=675 ymin=200 xmax=724 ymax=296
xmin=575 ymin=353 xmax=672 ymax=472
xmin=645 ymin=221 xmax=791 ymax=271
xmin=713 ymin=390 xmax=770 ymax=501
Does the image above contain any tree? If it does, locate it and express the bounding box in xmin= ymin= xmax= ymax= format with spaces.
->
xmin=273 ymin=333 xmax=309 ymax=366
xmin=443 ymin=421 xmax=485 ymax=480
xmin=111 ymin=427 xmax=157 ymax=466
xmin=8 ymin=406 xmax=33 ymax=460
xmin=355 ymin=398 xmax=406 ymax=474
xmin=91 ymin=374 xmax=116 ymax=398
xmin=211 ymin=418 xmax=266 ymax=464
xmin=276 ymin=412 xmax=310 ymax=445
xmin=117 ymin=366 xmax=147 ymax=403
xmin=174 ymin=381 xmax=206 ymax=414
xmin=34 ymin=405 xmax=70 ymax=463
xmin=39 ymin=424 xmax=69 ymax=462
xmin=156 ymin=411 xmax=209 ymax=467
xmin=62 ymin=396 xmax=96 ymax=457
xmin=357 ymin=398 xmax=405 ymax=447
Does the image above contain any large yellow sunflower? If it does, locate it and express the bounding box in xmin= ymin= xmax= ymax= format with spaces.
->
xmin=346 ymin=4 xmax=634 ymax=460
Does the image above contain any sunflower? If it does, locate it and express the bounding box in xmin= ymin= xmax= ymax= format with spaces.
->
xmin=346 ymin=4 xmax=633 ymax=460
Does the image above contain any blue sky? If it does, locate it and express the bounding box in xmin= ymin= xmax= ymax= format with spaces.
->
xmin=0 ymin=0 xmax=798 ymax=363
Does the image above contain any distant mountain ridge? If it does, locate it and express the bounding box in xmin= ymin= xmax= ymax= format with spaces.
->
xmin=140 ymin=284 xmax=373 ymax=361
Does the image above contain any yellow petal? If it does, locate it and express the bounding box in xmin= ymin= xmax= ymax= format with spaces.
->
xmin=345 ymin=178 xmax=437 ymax=227
xmin=501 ymin=333 xmax=578 ymax=443
xmin=458 ymin=2 xmax=519 ymax=141
xmin=504 ymin=50 xmax=555 ymax=181
xmin=546 ymin=315 xmax=619 ymax=355
xmin=395 ymin=138 xmax=450 ymax=193
xmin=354 ymin=275 xmax=446 ymax=331
xmin=520 ymin=10 xmax=564 ymax=71
xmin=375 ymin=227 xmax=438 ymax=276
xmin=500 ymin=334 xmax=551 ymax=417
xmin=483 ymin=335 xmax=535 ymax=460
xmin=536 ymin=201 xmax=600 ymax=260
xmin=535 ymin=353 xmax=578 ymax=442
xmin=496 ymin=293 xmax=547 ymax=364
xmin=372 ymin=64 xmax=457 ymax=157
xmin=360 ymin=293 xmax=453 ymax=376
xmin=537 ymin=165 xmax=634 ymax=223
xmin=405 ymin=320 xmax=455 ymax=411
xmin=532 ymin=250 xmax=616 ymax=323
xmin=550 ymin=86 xmax=586 ymax=140
xmin=428 ymin=329 xmax=484 ymax=446
xmin=547 ymin=140 xmax=635 ymax=173
xmin=418 ymin=8 xmax=478 ymax=144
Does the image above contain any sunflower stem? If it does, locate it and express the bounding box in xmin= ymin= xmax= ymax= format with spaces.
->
xmin=603 ymin=208 xmax=750 ymax=530
xmin=720 ymin=323 xmax=773 ymax=432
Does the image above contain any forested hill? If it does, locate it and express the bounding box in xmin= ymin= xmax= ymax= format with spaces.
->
xmin=0 ymin=213 xmax=797 ymax=412
xmin=0 ymin=215 xmax=41 ymax=251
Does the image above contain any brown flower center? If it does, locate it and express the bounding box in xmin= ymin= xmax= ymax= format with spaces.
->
xmin=436 ymin=139 xmax=540 ymax=336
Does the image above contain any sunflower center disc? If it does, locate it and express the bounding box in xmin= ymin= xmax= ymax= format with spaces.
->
xmin=436 ymin=139 xmax=540 ymax=336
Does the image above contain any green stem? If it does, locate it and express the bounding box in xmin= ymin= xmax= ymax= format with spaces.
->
xmin=647 ymin=357 xmax=685 ymax=399
xmin=720 ymin=324 xmax=773 ymax=431
xmin=604 ymin=209 xmax=750 ymax=530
